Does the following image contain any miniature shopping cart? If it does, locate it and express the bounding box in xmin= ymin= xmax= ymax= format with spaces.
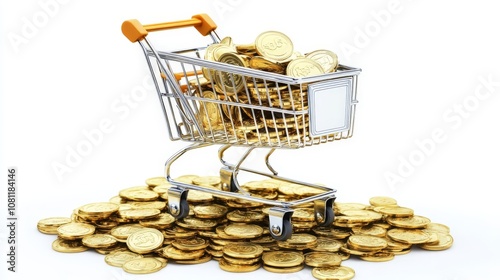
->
xmin=122 ymin=14 xmax=361 ymax=240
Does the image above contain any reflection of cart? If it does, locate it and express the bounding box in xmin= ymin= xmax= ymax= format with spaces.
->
xmin=122 ymin=14 xmax=361 ymax=240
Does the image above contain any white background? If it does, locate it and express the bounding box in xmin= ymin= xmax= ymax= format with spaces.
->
xmin=1 ymin=0 xmax=500 ymax=279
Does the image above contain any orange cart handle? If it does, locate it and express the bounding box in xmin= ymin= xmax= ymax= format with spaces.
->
xmin=122 ymin=14 xmax=217 ymax=43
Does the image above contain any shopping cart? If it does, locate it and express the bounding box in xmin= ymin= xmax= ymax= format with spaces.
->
xmin=122 ymin=14 xmax=361 ymax=240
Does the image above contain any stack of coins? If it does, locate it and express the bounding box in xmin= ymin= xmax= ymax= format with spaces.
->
xmin=188 ymin=31 xmax=341 ymax=146
xmin=38 ymin=175 xmax=453 ymax=279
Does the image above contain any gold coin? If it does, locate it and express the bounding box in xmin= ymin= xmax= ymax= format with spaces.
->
xmin=105 ymin=250 xmax=143 ymax=267
xmin=304 ymin=252 xmax=342 ymax=267
xmin=126 ymin=228 xmax=164 ymax=254
xmin=174 ymin=174 xmax=200 ymax=184
xmin=369 ymin=196 xmax=398 ymax=207
xmin=224 ymin=224 xmax=263 ymax=238
xmin=386 ymin=215 xmax=431 ymax=229
xmin=174 ymin=253 xmax=212 ymax=265
xmin=223 ymin=242 xmax=264 ymax=259
xmin=312 ymin=266 xmax=356 ymax=280
xmin=176 ymin=216 xmax=218 ymax=230
xmin=241 ymin=180 xmax=280 ymax=192
xmin=334 ymin=202 xmax=368 ymax=211
xmin=359 ymin=251 xmax=395 ymax=262
xmin=145 ymin=176 xmax=168 ymax=187
xmin=82 ymin=234 xmax=117 ymax=249
xmin=197 ymin=91 xmax=223 ymax=131
xmin=52 ymin=238 xmax=88 ymax=253
xmin=78 ymin=202 xmax=119 ymax=220
xmin=171 ymin=237 xmax=209 ymax=251
xmin=192 ymin=175 xmax=221 ymax=186
xmin=286 ymin=57 xmax=324 ymax=78
xmin=159 ymin=245 xmax=205 ymax=260
xmin=122 ymin=201 xmax=167 ymax=210
xmin=262 ymin=251 xmax=304 ymax=267
xmin=419 ymin=233 xmax=454 ymax=251
xmin=215 ymin=52 xmax=249 ymax=94
xmin=311 ymin=237 xmax=343 ymax=252
xmin=122 ymin=257 xmax=165 ymax=274
xmin=187 ymin=189 xmax=214 ymax=203
xmin=348 ymin=235 xmax=388 ymax=251
xmin=119 ymin=208 xmax=161 ymax=220
xmin=336 ymin=209 xmax=383 ymax=223
xmin=138 ymin=213 xmax=176 ymax=229
xmin=255 ymin=31 xmax=294 ymax=62
xmin=223 ymin=254 xmax=260 ymax=265
xmin=220 ymin=36 xmax=234 ymax=47
xmin=351 ymin=225 xmax=387 ymax=237
xmin=110 ymin=224 xmax=145 ymax=240
xmin=305 ymin=49 xmax=339 ymax=73
xmin=387 ymin=228 xmax=431 ymax=244
xmin=263 ymin=264 xmax=304 ymax=273
xmin=425 ymin=223 xmax=451 ymax=234
xmin=119 ymin=187 xmax=159 ymax=202
xmin=57 ymin=222 xmax=96 ymax=240
xmin=219 ymin=258 xmax=261 ymax=273
xmin=249 ymin=56 xmax=285 ymax=74
xmin=193 ymin=204 xmax=228 ymax=219
xmin=37 ymin=217 xmax=72 ymax=234
xmin=375 ymin=206 xmax=414 ymax=217
xmin=152 ymin=183 xmax=171 ymax=195
xmin=226 ymin=210 xmax=265 ymax=223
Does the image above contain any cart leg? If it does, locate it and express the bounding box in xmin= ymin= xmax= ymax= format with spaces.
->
xmin=314 ymin=196 xmax=336 ymax=226
xmin=268 ymin=207 xmax=294 ymax=241
xmin=167 ymin=186 xmax=190 ymax=219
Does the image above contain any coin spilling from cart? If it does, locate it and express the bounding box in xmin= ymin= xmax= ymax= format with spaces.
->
xmin=38 ymin=14 xmax=453 ymax=279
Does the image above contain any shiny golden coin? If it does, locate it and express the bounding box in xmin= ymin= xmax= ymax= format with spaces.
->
xmin=340 ymin=245 xmax=372 ymax=256
xmin=387 ymin=228 xmax=431 ymax=244
xmin=119 ymin=208 xmax=161 ymax=220
xmin=172 ymin=237 xmax=209 ymax=251
xmin=224 ymin=224 xmax=263 ymax=238
xmin=369 ymin=196 xmax=398 ymax=207
xmin=216 ymin=52 xmax=249 ymax=94
xmin=292 ymin=208 xmax=315 ymax=222
xmin=419 ymin=233 xmax=454 ymax=251
xmin=174 ymin=174 xmax=200 ymax=184
xmin=304 ymin=252 xmax=342 ymax=267
xmin=312 ymin=266 xmax=356 ymax=280
xmin=145 ymin=176 xmax=168 ymax=187
xmin=312 ymin=226 xmax=351 ymax=239
xmin=351 ymin=225 xmax=387 ymax=237
xmin=192 ymin=175 xmax=221 ymax=186
xmin=336 ymin=209 xmax=383 ymax=223
xmin=82 ymin=234 xmax=117 ymax=249
xmin=262 ymin=251 xmax=304 ymax=267
xmin=187 ymin=190 xmax=214 ymax=203
xmin=282 ymin=233 xmax=317 ymax=246
xmin=78 ymin=202 xmax=119 ymax=220
xmin=126 ymin=228 xmax=164 ymax=254
xmin=376 ymin=206 xmax=414 ymax=217
xmin=223 ymin=254 xmax=260 ymax=265
xmin=94 ymin=244 xmax=127 ymax=255
xmin=119 ymin=187 xmax=159 ymax=202
xmin=176 ymin=216 xmax=218 ymax=230
xmin=220 ymin=36 xmax=234 ymax=47
xmin=37 ymin=217 xmax=72 ymax=234
xmin=193 ymin=204 xmax=228 ymax=219
xmin=223 ymin=242 xmax=264 ymax=259
xmin=122 ymin=257 xmax=165 ymax=274
xmin=360 ymin=251 xmax=395 ymax=262
xmin=255 ymin=31 xmax=294 ymax=62
xmin=305 ymin=49 xmax=339 ymax=73
xmin=52 ymin=238 xmax=88 ymax=253
xmin=57 ymin=222 xmax=96 ymax=240
xmin=105 ymin=250 xmax=143 ymax=267
xmin=110 ymin=224 xmax=145 ymax=240
xmin=286 ymin=57 xmax=324 ymax=78
xmin=226 ymin=210 xmax=265 ymax=223
xmin=174 ymin=253 xmax=212 ymax=265
xmin=386 ymin=215 xmax=431 ymax=229
xmin=235 ymin=43 xmax=256 ymax=54
xmin=159 ymin=245 xmax=206 ymax=260
xmin=197 ymin=91 xmax=223 ymax=131
xmin=121 ymin=201 xmax=166 ymax=210
xmin=334 ymin=202 xmax=368 ymax=211
xmin=249 ymin=56 xmax=285 ymax=74
xmin=138 ymin=213 xmax=176 ymax=229
xmin=241 ymin=180 xmax=280 ymax=192
xmin=348 ymin=235 xmax=388 ymax=251
xmin=219 ymin=258 xmax=261 ymax=273
xmin=263 ymin=264 xmax=304 ymax=273
xmin=425 ymin=223 xmax=451 ymax=234
xmin=152 ymin=183 xmax=171 ymax=195
xmin=312 ymin=237 xmax=344 ymax=252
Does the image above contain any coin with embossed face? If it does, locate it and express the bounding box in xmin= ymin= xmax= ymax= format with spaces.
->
xmin=223 ymin=242 xmax=264 ymax=259
xmin=52 ymin=238 xmax=88 ymax=253
xmin=126 ymin=228 xmax=164 ymax=254
xmin=224 ymin=223 xmax=263 ymax=238
xmin=82 ymin=234 xmax=117 ymax=248
xmin=262 ymin=250 xmax=304 ymax=267
xmin=255 ymin=31 xmax=294 ymax=62
xmin=122 ymin=257 xmax=166 ymax=274
xmin=286 ymin=57 xmax=324 ymax=78
xmin=305 ymin=49 xmax=339 ymax=73
xmin=105 ymin=250 xmax=143 ymax=267
xmin=37 ymin=217 xmax=72 ymax=234
xmin=57 ymin=222 xmax=96 ymax=240
xmin=304 ymin=251 xmax=342 ymax=267
xmin=312 ymin=266 xmax=355 ymax=280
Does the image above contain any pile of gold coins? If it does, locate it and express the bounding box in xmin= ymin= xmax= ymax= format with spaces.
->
xmin=189 ymin=31 xmax=341 ymax=145
xmin=38 ymin=175 xmax=453 ymax=279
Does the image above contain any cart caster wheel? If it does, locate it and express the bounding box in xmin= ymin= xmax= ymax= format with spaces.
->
xmin=268 ymin=207 xmax=294 ymax=241
xmin=167 ymin=186 xmax=189 ymax=219
xmin=314 ymin=197 xmax=335 ymax=227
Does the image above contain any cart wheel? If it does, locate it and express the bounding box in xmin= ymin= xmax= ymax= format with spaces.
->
xmin=167 ymin=187 xmax=190 ymax=219
xmin=315 ymin=197 xmax=335 ymax=227
xmin=268 ymin=208 xmax=294 ymax=241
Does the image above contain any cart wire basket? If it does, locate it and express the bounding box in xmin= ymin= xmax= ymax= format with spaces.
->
xmin=122 ymin=14 xmax=361 ymax=240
